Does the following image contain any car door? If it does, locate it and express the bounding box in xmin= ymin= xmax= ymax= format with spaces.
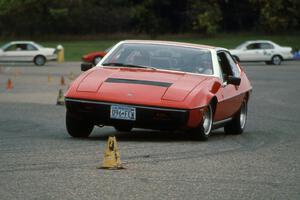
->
xmin=259 ymin=42 xmax=274 ymax=60
xmin=1 ymin=43 xmax=22 ymax=61
xmin=240 ymin=42 xmax=264 ymax=61
xmin=214 ymin=51 xmax=244 ymax=121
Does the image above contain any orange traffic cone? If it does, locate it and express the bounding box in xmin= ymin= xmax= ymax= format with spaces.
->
xmin=6 ymin=78 xmax=13 ymax=89
xmin=98 ymin=136 xmax=124 ymax=170
xmin=60 ymin=75 xmax=65 ymax=86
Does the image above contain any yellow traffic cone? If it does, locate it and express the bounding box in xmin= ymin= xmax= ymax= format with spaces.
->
xmin=56 ymin=89 xmax=65 ymax=105
xmin=98 ymin=136 xmax=124 ymax=169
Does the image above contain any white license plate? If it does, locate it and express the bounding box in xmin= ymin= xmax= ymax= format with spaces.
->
xmin=110 ymin=105 xmax=136 ymax=121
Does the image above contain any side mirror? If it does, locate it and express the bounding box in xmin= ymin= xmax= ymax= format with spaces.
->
xmin=227 ymin=75 xmax=241 ymax=86
xmin=81 ymin=62 xmax=93 ymax=71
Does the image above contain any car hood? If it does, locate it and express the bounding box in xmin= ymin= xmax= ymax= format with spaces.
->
xmin=84 ymin=51 xmax=106 ymax=57
xmin=70 ymin=67 xmax=208 ymax=105
xmin=44 ymin=48 xmax=56 ymax=53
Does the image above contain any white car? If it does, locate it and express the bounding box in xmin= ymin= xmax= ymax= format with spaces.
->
xmin=0 ymin=41 xmax=57 ymax=66
xmin=230 ymin=40 xmax=293 ymax=65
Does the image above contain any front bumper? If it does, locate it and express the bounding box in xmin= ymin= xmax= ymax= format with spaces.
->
xmin=47 ymin=54 xmax=58 ymax=61
xmin=65 ymin=98 xmax=189 ymax=130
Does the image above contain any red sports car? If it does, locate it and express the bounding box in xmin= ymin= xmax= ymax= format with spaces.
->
xmin=82 ymin=45 xmax=116 ymax=65
xmin=82 ymin=51 xmax=107 ymax=65
xmin=66 ymin=40 xmax=252 ymax=140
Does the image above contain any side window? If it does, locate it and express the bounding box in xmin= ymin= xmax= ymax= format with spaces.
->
xmin=217 ymin=51 xmax=240 ymax=82
xmin=26 ymin=44 xmax=37 ymax=51
xmin=246 ymin=43 xmax=259 ymax=50
xmin=16 ymin=44 xmax=27 ymax=50
xmin=217 ymin=52 xmax=233 ymax=81
xmin=225 ymin=53 xmax=240 ymax=77
xmin=260 ymin=43 xmax=274 ymax=49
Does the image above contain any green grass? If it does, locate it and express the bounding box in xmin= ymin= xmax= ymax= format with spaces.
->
xmin=2 ymin=33 xmax=300 ymax=61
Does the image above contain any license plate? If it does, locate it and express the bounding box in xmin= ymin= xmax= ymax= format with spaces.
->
xmin=110 ymin=105 xmax=136 ymax=121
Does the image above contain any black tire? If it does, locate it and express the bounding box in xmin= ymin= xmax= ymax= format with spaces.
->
xmin=271 ymin=55 xmax=282 ymax=65
xmin=93 ymin=56 xmax=102 ymax=65
xmin=114 ymin=125 xmax=133 ymax=132
xmin=190 ymin=104 xmax=213 ymax=141
xmin=34 ymin=55 xmax=46 ymax=66
xmin=66 ymin=112 xmax=94 ymax=138
xmin=224 ymin=99 xmax=248 ymax=135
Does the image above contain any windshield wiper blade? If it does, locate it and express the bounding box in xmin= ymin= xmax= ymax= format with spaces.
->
xmin=102 ymin=63 xmax=156 ymax=70
xmin=102 ymin=62 xmax=126 ymax=66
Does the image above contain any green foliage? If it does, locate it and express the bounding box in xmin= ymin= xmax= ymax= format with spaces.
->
xmin=0 ymin=0 xmax=299 ymax=36
xmin=250 ymin=0 xmax=300 ymax=32
xmin=189 ymin=0 xmax=222 ymax=34
xmin=130 ymin=1 xmax=159 ymax=34
xmin=49 ymin=8 xmax=68 ymax=19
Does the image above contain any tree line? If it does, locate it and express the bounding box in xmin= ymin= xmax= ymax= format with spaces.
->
xmin=0 ymin=0 xmax=299 ymax=37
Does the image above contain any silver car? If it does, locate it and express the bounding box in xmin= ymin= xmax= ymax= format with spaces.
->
xmin=0 ymin=41 xmax=57 ymax=66
xmin=230 ymin=40 xmax=293 ymax=65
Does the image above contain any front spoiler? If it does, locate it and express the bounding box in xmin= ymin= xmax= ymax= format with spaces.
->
xmin=65 ymin=98 xmax=189 ymax=130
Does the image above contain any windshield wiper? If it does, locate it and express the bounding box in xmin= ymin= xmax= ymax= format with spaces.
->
xmin=102 ymin=62 xmax=156 ymax=70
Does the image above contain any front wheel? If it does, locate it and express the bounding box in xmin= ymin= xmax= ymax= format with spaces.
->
xmin=224 ymin=99 xmax=248 ymax=135
xmin=66 ymin=112 xmax=94 ymax=138
xmin=190 ymin=104 xmax=213 ymax=140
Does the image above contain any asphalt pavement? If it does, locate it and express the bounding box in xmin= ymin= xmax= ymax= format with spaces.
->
xmin=0 ymin=61 xmax=299 ymax=200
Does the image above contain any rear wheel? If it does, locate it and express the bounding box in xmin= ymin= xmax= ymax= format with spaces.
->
xmin=224 ymin=99 xmax=248 ymax=135
xmin=191 ymin=104 xmax=213 ymax=140
xmin=34 ymin=55 xmax=46 ymax=66
xmin=271 ymin=55 xmax=282 ymax=65
xmin=66 ymin=112 xmax=94 ymax=138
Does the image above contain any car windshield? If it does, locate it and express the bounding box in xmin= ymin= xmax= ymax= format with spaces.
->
xmin=33 ymin=42 xmax=43 ymax=48
xmin=0 ymin=42 xmax=11 ymax=50
xmin=102 ymin=43 xmax=213 ymax=75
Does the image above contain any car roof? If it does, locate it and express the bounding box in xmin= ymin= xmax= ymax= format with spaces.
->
xmin=121 ymin=40 xmax=223 ymax=51
xmin=8 ymin=41 xmax=35 ymax=44
xmin=244 ymin=40 xmax=273 ymax=43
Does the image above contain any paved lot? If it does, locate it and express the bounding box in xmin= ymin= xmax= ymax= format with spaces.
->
xmin=0 ymin=61 xmax=299 ymax=200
